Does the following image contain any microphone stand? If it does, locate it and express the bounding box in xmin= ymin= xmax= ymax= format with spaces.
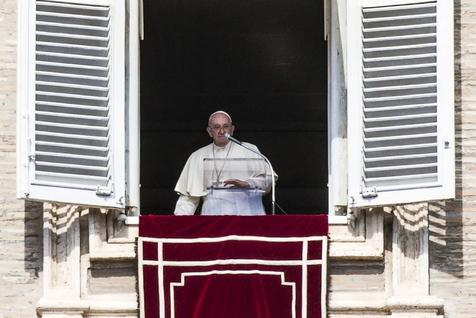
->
xmin=225 ymin=133 xmax=276 ymax=215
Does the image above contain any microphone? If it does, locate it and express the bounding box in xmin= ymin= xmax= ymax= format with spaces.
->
xmin=224 ymin=133 xmax=277 ymax=215
xmin=224 ymin=133 xmax=242 ymax=145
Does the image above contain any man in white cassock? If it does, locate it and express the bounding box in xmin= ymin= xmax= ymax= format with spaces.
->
xmin=174 ymin=111 xmax=275 ymax=215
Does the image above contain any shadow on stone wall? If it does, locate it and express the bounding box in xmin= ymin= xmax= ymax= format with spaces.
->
xmin=428 ymin=0 xmax=463 ymax=279
xmin=24 ymin=200 xmax=43 ymax=278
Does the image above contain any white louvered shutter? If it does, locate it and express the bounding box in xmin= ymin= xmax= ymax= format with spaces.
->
xmin=347 ymin=0 xmax=454 ymax=208
xmin=17 ymin=0 xmax=127 ymax=208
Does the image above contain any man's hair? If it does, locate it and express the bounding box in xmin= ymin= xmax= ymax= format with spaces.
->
xmin=208 ymin=110 xmax=232 ymax=125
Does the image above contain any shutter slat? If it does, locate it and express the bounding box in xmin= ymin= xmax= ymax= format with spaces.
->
xmin=363 ymin=43 xmax=435 ymax=53
xmin=36 ymin=31 xmax=109 ymax=42
xmin=364 ymin=153 xmax=436 ymax=162
xmin=362 ymin=13 xmax=436 ymax=23
xmin=363 ymin=83 xmax=436 ymax=93
xmin=364 ymin=122 xmax=436 ymax=133
xmin=363 ymin=33 xmax=436 ymax=43
xmin=36 ymin=101 xmax=108 ymax=111
xmin=363 ymin=62 xmax=436 ymax=72
xmin=37 ymin=61 xmax=108 ymax=71
xmin=36 ymin=151 xmax=109 ymax=162
xmin=35 ymin=120 xmax=109 ymax=131
xmin=363 ymin=53 xmax=436 ymax=63
xmin=37 ymin=71 xmax=108 ymax=82
xmin=36 ymin=161 xmax=110 ymax=172
xmin=36 ymin=12 xmax=110 ymax=22
xmin=363 ymin=92 xmax=436 ymax=103
xmin=364 ymin=103 xmax=436 ymax=113
xmin=37 ymin=51 xmax=109 ymax=62
xmin=364 ymin=162 xmax=437 ymax=173
xmin=35 ymin=171 xmax=109 ymax=181
xmin=363 ymin=22 xmax=436 ymax=33
xmin=36 ymin=91 xmax=109 ymax=101
xmin=36 ymin=141 xmax=109 ymax=151
xmin=364 ymin=132 xmax=437 ymax=143
xmin=362 ymin=3 xmax=436 ymax=12
xmin=36 ymin=81 xmax=109 ymax=92
xmin=36 ymin=41 xmax=108 ymax=52
xmin=364 ymin=142 xmax=437 ymax=153
xmin=38 ymin=0 xmax=109 ymax=11
xmin=36 ymin=131 xmax=109 ymax=141
xmin=36 ymin=21 xmax=110 ymax=32
xmin=36 ymin=110 xmax=109 ymax=121
xmin=364 ymin=73 xmax=435 ymax=83
xmin=364 ymin=113 xmax=435 ymax=123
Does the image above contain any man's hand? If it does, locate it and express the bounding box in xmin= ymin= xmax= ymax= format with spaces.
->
xmin=223 ymin=179 xmax=250 ymax=188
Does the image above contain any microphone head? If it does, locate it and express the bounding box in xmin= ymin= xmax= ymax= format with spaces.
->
xmin=224 ymin=133 xmax=241 ymax=145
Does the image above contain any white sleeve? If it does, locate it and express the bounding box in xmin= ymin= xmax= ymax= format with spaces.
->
xmin=246 ymin=174 xmax=272 ymax=192
xmin=174 ymin=195 xmax=200 ymax=215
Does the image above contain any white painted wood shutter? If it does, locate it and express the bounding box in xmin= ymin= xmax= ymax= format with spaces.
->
xmin=17 ymin=0 xmax=127 ymax=208
xmin=347 ymin=0 xmax=454 ymax=208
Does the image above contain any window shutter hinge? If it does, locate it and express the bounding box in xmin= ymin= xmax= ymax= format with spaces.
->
xmin=27 ymin=138 xmax=35 ymax=161
xmin=96 ymin=178 xmax=114 ymax=196
xmin=348 ymin=196 xmax=355 ymax=207
xmin=361 ymin=186 xmax=378 ymax=199
xmin=96 ymin=185 xmax=112 ymax=196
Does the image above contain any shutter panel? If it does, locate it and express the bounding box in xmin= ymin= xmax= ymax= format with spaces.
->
xmin=347 ymin=0 xmax=454 ymax=208
xmin=17 ymin=0 xmax=126 ymax=208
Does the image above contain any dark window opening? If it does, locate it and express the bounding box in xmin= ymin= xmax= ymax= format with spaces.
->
xmin=140 ymin=0 xmax=328 ymax=214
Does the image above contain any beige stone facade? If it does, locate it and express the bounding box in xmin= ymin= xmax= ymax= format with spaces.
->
xmin=0 ymin=0 xmax=43 ymax=317
xmin=429 ymin=1 xmax=476 ymax=317
xmin=1 ymin=0 xmax=476 ymax=317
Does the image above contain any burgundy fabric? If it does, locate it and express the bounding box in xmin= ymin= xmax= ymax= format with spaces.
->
xmin=162 ymin=241 xmax=310 ymax=261
xmin=139 ymin=215 xmax=328 ymax=318
xmin=140 ymin=215 xmax=328 ymax=238
xmin=143 ymin=241 xmax=158 ymax=260
xmin=173 ymin=272 xmax=293 ymax=317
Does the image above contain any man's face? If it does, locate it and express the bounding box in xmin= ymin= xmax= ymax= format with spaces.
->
xmin=207 ymin=113 xmax=235 ymax=147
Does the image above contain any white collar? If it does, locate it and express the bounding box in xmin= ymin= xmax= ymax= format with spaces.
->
xmin=212 ymin=141 xmax=231 ymax=151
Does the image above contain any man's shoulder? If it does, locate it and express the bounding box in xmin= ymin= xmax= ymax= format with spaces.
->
xmin=188 ymin=143 xmax=213 ymax=158
xmin=241 ymin=142 xmax=259 ymax=150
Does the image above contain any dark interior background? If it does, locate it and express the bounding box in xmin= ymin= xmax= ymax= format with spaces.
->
xmin=140 ymin=0 xmax=328 ymax=214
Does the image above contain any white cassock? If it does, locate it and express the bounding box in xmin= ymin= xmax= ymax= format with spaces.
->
xmin=174 ymin=141 xmax=274 ymax=215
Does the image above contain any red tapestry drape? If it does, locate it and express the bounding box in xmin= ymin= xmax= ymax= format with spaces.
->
xmin=139 ymin=215 xmax=328 ymax=318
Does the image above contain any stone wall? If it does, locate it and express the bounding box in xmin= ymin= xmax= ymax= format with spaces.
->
xmin=429 ymin=1 xmax=476 ymax=317
xmin=0 ymin=0 xmax=43 ymax=317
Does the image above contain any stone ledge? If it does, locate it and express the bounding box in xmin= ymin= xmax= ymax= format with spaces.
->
xmin=329 ymin=291 xmax=388 ymax=313
xmin=87 ymin=294 xmax=138 ymax=314
xmin=387 ymin=296 xmax=444 ymax=315
xmin=329 ymin=292 xmax=445 ymax=316
xmin=37 ymin=294 xmax=138 ymax=317
xmin=37 ymin=297 xmax=89 ymax=316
